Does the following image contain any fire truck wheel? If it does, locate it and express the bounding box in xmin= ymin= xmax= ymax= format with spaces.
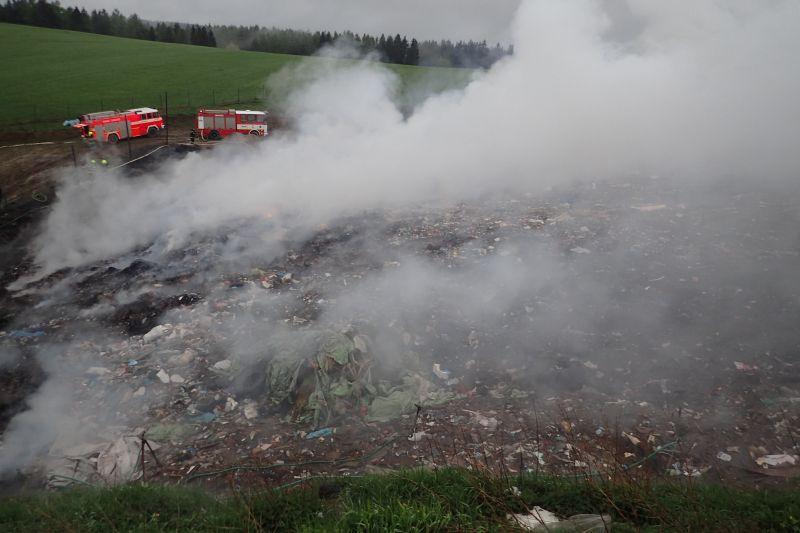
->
xmin=108 ymin=133 xmax=120 ymax=144
xmin=249 ymin=130 xmax=260 ymax=136
xmin=147 ymin=126 xmax=159 ymax=137
xmin=210 ymin=130 xmax=221 ymax=140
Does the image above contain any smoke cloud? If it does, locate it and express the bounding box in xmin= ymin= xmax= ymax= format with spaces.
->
xmin=3 ymin=0 xmax=800 ymax=479
xmin=31 ymin=0 xmax=800 ymax=274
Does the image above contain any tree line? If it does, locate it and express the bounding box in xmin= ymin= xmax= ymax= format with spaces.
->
xmin=216 ymin=27 xmax=511 ymax=68
xmin=0 ymin=0 xmax=511 ymax=68
xmin=0 ymin=0 xmax=216 ymax=46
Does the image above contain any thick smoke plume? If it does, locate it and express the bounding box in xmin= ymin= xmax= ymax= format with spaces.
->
xmin=31 ymin=0 xmax=800 ymax=273
xmin=2 ymin=0 xmax=800 ymax=480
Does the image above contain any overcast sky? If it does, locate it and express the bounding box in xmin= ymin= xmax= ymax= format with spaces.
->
xmin=72 ymin=0 xmax=522 ymax=43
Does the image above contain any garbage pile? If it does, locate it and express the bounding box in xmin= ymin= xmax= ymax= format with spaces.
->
xmin=1 ymin=176 xmax=799 ymax=489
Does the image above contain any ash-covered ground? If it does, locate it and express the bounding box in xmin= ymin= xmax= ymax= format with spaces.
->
xmin=1 ymin=173 xmax=798 ymax=490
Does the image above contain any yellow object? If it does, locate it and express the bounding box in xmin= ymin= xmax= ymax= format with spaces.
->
xmin=100 ymin=159 xmax=108 ymax=165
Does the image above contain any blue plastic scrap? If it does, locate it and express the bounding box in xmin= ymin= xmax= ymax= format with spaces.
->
xmin=305 ymin=427 xmax=334 ymax=439
xmin=9 ymin=330 xmax=45 ymax=339
xmin=190 ymin=412 xmax=217 ymax=424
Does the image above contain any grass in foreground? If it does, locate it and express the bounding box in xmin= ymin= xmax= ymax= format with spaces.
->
xmin=1 ymin=468 xmax=799 ymax=531
xmin=0 ymin=23 xmax=472 ymax=131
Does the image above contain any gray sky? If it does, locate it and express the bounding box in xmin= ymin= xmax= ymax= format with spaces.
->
xmin=73 ymin=0 xmax=521 ymax=43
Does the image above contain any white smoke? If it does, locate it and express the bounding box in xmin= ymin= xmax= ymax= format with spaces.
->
xmin=29 ymin=0 xmax=800 ymax=275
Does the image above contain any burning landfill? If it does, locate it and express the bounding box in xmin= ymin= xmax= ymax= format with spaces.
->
xmin=1 ymin=0 xmax=799 ymax=492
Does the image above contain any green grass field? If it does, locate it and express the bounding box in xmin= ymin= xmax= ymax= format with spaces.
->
xmin=1 ymin=468 xmax=799 ymax=531
xmin=0 ymin=23 xmax=471 ymax=130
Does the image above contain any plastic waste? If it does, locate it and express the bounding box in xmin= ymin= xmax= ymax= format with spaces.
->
xmin=508 ymin=507 xmax=612 ymax=531
xmin=432 ymin=363 xmax=451 ymax=380
xmin=9 ymin=329 xmax=44 ymax=339
xmin=756 ymin=454 xmax=797 ymax=467
xmin=306 ymin=427 xmax=334 ymax=439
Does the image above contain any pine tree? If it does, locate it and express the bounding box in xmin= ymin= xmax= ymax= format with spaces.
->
xmin=407 ymin=38 xmax=419 ymax=65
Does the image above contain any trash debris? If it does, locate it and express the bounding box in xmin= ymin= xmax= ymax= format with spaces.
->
xmin=243 ymin=401 xmax=259 ymax=420
xmin=734 ymin=361 xmax=758 ymax=371
xmin=756 ymin=454 xmax=797 ymax=467
xmin=156 ymin=369 xmax=170 ymax=384
xmin=213 ymin=359 xmax=232 ymax=371
xmin=507 ymin=507 xmax=611 ymax=531
xmin=190 ymin=412 xmax=216 ymax=424
xmin=143 ymin=324 xmax=171 ymax=343
xmin=622 ymin=432 xmax=641 ymax=446
xmin=147 ymin=423 xmax=191 ymax=442
xmin=8 ymin=329 xmax=45 ymax=339
xmin=632 ymin=204 xmax=667 ymax=212
xmin=225 ymin=397 xmax=238 ymax=411
xmin=432 ymin=363 xmax=451 ymax=380
xmin=508 ymin=506 xmax=560 ymax=530
xmin=464 ymin=410 xmax=498 ymax=431
xmin=408 ymin=431 xmax=428 ymax=442
xmin=97 ymin=436 xmax=147 ymax=485
xmin=306 ymin=427 xmax=335 ymax=439
xmin=716 ymin=452 xmax=732 ymax=462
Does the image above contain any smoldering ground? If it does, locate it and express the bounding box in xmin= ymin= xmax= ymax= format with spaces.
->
xmin=1 ymin=0 xmax=799 ymax=481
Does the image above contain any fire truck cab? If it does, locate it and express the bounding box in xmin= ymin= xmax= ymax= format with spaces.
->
xmin=74 ymin=107 xmax=164 ymax=143
xmin=196 ymin=109 xmax=268 ymax=140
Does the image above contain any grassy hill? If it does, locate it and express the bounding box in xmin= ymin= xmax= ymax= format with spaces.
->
xmin=0 ymin=23 xmax=471 ymax=131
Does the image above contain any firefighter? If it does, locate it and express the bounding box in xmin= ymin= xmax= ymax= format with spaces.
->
xmin=189 ymin=129 xmax=197 ymax=144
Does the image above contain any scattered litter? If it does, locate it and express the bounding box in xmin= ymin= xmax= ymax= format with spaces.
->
xmin=570 ymin=246 xmax=591 ymax=254
xmin=508 ymin=507 xmax=610 ymax=531
xmin=432 ymin=363 xmax=451 ymax=380
xmin=716 ymin=452 xmax=732 ymax=462
xmin=225 ymin=397 xmax=239 ymax=411
xmin=147 ymin=423 xmax=191 ymax=441
xmin=464 ymin=410 xmax=498 ymax=430
xmin=8 ymin=329 xmax=44 ymax=339
xmin=632 ymin=204 xmax=667 ymax=212
xmin=190 ymin=412 xmax=216 ymax=424
xmin=306 ymin=427 xmax=334 ymax=439
xmin=622 ymin=432 xmax=641 ymax=446
xmin=97 ymin=436 xmax=156 ymax=485
xmin=734 ymin=361 xmax=758 ymax=371
xmin=156 ymin=369 xmax=170 ymax=383
xmin=143 ymin=324 xmax=171 ymax=343
xmin=243 ymin=401 xmax=259 ymax=420
xmin=408 ymin=431 xmax=428 ymax=442
xmin=213 ymin=359 xmax=232 ymax=371
xmin=508 ymin=506 xmax=560 ymax=530
xmin=756 ymin=454 xmax=797 ymax=468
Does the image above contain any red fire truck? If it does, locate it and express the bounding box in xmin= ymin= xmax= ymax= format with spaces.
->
xmin=73 ymin=107 xmax=164 ymax=143
xmin=196 ymin=109 xmax=268 ymax=140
